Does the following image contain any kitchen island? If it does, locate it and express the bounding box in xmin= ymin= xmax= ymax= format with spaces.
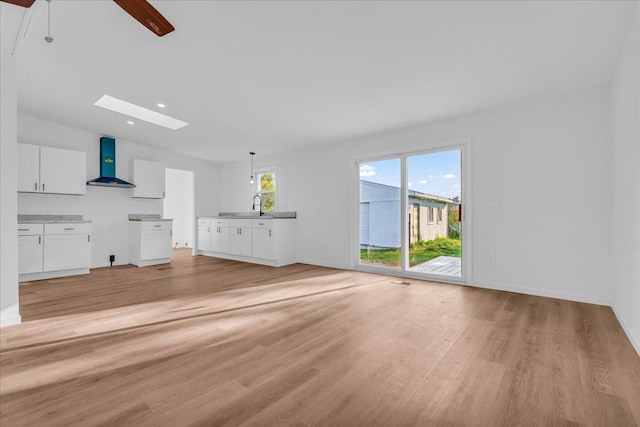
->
xmin=196 ymin=212 xmax=296 ymax=267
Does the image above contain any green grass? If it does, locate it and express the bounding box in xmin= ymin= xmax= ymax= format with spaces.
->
xmin=360 ymin=237 xmax=461 ymax=267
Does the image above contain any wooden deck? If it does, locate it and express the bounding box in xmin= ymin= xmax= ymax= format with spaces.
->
xmin=410 ymin=255 xmax=462 ymax=276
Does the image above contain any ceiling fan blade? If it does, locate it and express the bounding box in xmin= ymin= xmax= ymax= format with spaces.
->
xmin=0 ymin=0 xmax=36 ymax=7
xmin=113 ymin=0 xmax=174 ymax=37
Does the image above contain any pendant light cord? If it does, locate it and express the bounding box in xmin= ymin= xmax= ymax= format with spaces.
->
xmin=45 ymin=0 xmax=53 ymax=43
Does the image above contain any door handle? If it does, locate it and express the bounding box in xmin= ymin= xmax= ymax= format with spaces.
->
xmin=88 ymin=235 xmax=91 ymax=242
xmin=154 ymin=225 xmax=161 ymax=227
xmin=39 ymin=236 xmax=41 ymax=244
xmin=18 ymin=228 xmax=29 ymax=231
xmin=34 ymin=182 xmax=38 ymax=191
xmin=64 ymin=228 xmax=75 ymax=230
xmin=269 ymin=230 xmax=272 ymax=237
xmin=42 ymin=183 xmax=45 ymax=192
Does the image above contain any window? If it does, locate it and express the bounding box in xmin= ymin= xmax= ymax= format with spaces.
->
xmin=437 ymin=208 xmax=443 ymax=224
xmin=427 ymin=207 xmax=434 ymax=224
xmin=255 ymin=168 xmax=276 ymax=212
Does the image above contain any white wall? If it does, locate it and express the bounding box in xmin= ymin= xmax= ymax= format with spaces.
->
xmin=164 ymin=168 xmax=195 ymax=248
xmin=17 ymin=116 xmax=219 ymax=268
xmin=0 ymin=52 xmax=21 ymax=327
xmin=612 ymin=5 xmax=640 ymax=354
xmin=218 ymin=87 xmax=613 ymax=305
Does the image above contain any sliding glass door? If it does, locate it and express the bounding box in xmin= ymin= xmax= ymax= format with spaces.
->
xmin=358 ymin=147 xmax=464 ymax=280
xmin=359 ymin=158 xmax=401 ymax=269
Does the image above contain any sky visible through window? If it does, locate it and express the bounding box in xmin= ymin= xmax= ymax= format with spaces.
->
xmin=360 ymin=150 xmax=461 ymax=199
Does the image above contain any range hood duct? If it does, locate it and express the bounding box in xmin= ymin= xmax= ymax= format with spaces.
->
xmin=86 ymin=137 xmax=136 ymax=188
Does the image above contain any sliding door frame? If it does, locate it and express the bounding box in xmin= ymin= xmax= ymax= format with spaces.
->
xmin=354 ymin=138 xmax=472 ymax=286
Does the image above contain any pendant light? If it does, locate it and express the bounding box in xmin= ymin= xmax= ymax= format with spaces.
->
xmin=44 ymin=0 xmax=54 ymax=43
xmin=249 ymin=152 xmax=255 ymax=185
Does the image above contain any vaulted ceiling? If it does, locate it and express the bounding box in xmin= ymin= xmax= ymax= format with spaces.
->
xmin=3 ymin=0 xmax=637 ymax=162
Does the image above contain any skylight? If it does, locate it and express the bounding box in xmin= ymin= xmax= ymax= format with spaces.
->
xmin=94 ymin=95 xmax=189 ymax=130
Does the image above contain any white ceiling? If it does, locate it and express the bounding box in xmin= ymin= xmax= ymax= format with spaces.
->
xmin=5 ymin=0 xmax=637 ymax=162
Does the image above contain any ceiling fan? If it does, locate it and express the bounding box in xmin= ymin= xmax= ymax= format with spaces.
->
xmin=1 ymin=0 xmax=175 ymax=37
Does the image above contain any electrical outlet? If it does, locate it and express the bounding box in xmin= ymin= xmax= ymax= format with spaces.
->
xmin=489 ymin=255 xmax=496 ymax=265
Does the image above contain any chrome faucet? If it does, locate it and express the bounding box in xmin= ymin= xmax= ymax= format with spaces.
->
xmin=252 ymin=194 xmax=263 ymax=216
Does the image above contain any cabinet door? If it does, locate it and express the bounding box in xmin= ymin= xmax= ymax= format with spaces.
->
xmin=252 ymin=228 xmax=275 ymax=260
xmin=141 ymin=230 xmax=172 ymax=260
xmin=218 ymin=226 xmax=230 ymax=253
xmin=17 ymin=143 xmax=40 ymax=193
xmin=40 ymin=146 xmax=87 ymax=195
xmin=18 ymin=235 xmax=44 ymax=274
xmin=230 ymin=227 xmax=252 ymax=256
xmin=132 ymin=159 xmax=165 ymax=199
xmin=197 ymin=225 xmax=212 ymax=251
xmin=43 ymin=234 xmax=91 ymax=271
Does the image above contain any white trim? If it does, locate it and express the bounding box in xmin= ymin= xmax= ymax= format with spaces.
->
xmin=472 ymin=280 xmax=610 ymax=306
xmin=0 ymin=312 xmax=21 ymax=328
xmin=254 ymin=165 xmax=278 ymax=212
xmin=611 ymin=304 xmax=640 ymax=356
xmin=296 ymin=259 xmax=351 ymax=271
xmin=19 ymin=268 xmax=89 ymax=283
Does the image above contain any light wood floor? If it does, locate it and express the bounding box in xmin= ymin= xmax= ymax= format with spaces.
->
xmin=1 ymin=249 xmax=639 ymax=426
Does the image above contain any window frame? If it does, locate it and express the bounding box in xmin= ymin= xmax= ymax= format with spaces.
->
xmin=254 ymin=166 xmax=277 ymax=212
xmin=427 ymin=207 xmax=435 ymax=224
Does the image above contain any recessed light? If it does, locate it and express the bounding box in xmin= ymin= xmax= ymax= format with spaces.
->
xmin=94 ymin=95 xmax=188 ymax=130
xmin=157 ymin=103 xmax=166 ymax=108
xmin=127 ymin=120 xmax=134 ymax=125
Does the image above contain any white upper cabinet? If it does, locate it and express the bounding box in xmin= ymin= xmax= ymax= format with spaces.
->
xmin=131 ymin=159 xmax=165 ymax=199
xmin=17 ymin=143 xmax=40 ymax=192
xmin=40 ymin=146 xmax=87 ymax=195
xmin=17 ymin=143 xmax=86 ymax=195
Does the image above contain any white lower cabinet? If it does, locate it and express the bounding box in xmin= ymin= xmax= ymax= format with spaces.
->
xmin=196 ymin=219 xmax=212 ymax=252
xmin=196 ymin=216 xmax=295 ymax=266
xmin=252 ymin=225 xmax=275 ymax=260
xmin=129 ymin=221 xmax=173 ymax=267
xmin=229 ymin=219 xmax=252 ymax=257
xmin=212 ymin=225 xmax=230 ymax=253
xmin=18 ymin=222 xmax=92 ymax=282
xmin=18 ymin=224 xmax=44 ymax=275
xmin=44 ymin=233 xmax=91 ymax=272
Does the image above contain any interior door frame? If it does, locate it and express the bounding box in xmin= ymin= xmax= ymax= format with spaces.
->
xmin=354 ymin=138 xmax=471 ymax=286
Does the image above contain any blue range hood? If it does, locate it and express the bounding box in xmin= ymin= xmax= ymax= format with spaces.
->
xmin=87 ymin=137 xmax=136 ymax=188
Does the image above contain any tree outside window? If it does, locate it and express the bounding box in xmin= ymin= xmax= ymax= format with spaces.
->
xmin=256 ymin=170 xmax=276 ymax=211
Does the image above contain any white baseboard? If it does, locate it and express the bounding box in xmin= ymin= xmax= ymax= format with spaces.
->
xmin=19 ymin=268 xmax=90 ymax=283
xmin=295 ymin=258 xmax=350 ymax=271
xmin=91 ymin=261 xmax=130 ymax=269
xmin=611 ymin=304 xmax=640 ymax=356
xmin=472 ymin=280 xmax=610 ymax=306
xmin=0 ymin=312 xmax=21 ymax=328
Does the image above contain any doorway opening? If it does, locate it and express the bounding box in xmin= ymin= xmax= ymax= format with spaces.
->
xmin=163 ymin=168 xmax=195 ymax=250
xmin=357 ymin=146 xmax=466 ymax=281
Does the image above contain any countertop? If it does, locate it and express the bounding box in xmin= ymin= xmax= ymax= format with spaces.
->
xmin=128 ymin=218 xmax=173 ymax=222
xmin=19 ymin=220 xmax=92 ymax=224
xmin=18 ymin=215 xmax=91 ymax=224
xmin=128 ymin=214 xmax=173 ymax=222
xmin=207 ymin=211 xmax=297 ymax=219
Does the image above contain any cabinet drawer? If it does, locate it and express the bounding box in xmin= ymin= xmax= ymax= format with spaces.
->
xmin=212 ymin=218 xmax=229 ymax=227
xmin=141 ymin=221 xmax=172 ymax=231
xmin=197 ymin=218 xmax=211 ymax=226
xmin=252 ymin=219 xmax=273 ymax=229
xmin=229 ymin=219 xmax=252 ymax=228
xmin=18 ymin=224 xmax=44 ymax=235
xmin=45 ymin=223 xmax=92 ymax=235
